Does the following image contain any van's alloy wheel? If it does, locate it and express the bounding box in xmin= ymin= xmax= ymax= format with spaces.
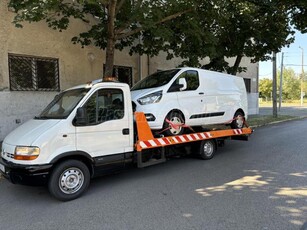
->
xmin=199 ymin=140 xmax=215 ymax=160
xmin=48 ymin=160 xmax=90 ymax=201
xmin=163 ymin=111 xmax=185 ymax=136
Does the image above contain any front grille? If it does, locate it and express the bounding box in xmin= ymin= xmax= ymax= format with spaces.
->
xmin=4 ymin=152 xmax=14 ymax=159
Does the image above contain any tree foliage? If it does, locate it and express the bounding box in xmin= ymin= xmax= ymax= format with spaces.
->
xmin=259 ymin=78 xmax=272 ymax=99
xmin=259 ymin=68 xmax=302 ymax=100
xmin=279 ymin=68 xmax=300 ymax=99
xmin=7 ymin=0 xmax=307 ymax=78
xmin=279 ymin=0 xmax=307 ymax=33
xmin=8 ymin=0 xmax=194 ymax=78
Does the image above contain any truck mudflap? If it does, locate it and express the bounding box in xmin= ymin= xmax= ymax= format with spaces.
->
xmin=0 ymin=158 xmax=53 ymax=186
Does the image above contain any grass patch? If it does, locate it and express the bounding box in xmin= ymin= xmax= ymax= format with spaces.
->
xmin=259 ymin=100 xmax=307 ymax=107
xmin=247 ymin=114 xmax=296 ymax=127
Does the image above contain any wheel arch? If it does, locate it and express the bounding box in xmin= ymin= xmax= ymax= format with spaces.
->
xmin=50 ymin=151 xmax=94 ymax=177
xmin=167 ymin=109 xmax=186 ymax=122
xmin=235 ymin=108 xmax=245 ymax=117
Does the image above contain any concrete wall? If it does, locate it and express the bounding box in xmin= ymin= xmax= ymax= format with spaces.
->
xmin=0 ymin=0 xmax=259 ymax=141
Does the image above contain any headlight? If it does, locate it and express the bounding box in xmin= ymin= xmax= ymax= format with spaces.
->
xmin=14 ymin=146 xmax=40 ymax=160
xmin=137 ymin=91 xmax=162 ymax=105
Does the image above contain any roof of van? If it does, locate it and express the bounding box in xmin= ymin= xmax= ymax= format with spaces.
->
xmin=176 ymin=67 xmax=239 ymax=77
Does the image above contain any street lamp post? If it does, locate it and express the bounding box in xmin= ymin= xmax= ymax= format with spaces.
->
xmin=299 ymin=46 xmax=304 ymax=106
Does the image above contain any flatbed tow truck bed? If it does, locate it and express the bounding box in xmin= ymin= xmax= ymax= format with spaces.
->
xmin=134 ymin=112 xmax=253 ymax=168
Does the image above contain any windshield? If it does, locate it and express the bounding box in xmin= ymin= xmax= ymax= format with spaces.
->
xmin=36 ymin=88 xmax=90 ymax=119
xmin=131 ymin=69 xmax=180 ymax=90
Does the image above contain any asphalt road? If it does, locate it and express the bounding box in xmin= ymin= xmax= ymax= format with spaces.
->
xmin=0 ymin=119 xmax=306 ymax=230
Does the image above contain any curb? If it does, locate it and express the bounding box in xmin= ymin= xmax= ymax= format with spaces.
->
xmin=250 ymin=116 xmax=307 ymax=129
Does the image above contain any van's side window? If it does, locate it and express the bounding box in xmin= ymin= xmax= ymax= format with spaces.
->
xmin=175 ymin=70 xmax=200 ymax=91
xmin=82 ymin=89 xmax=124 ymax=125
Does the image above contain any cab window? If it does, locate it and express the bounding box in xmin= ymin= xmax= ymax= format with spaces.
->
xmin=82 ymin=89 xmax=124 ymax=125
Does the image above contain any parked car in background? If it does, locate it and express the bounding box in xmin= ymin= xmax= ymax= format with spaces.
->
xmin=131 ymin=67 xmax=248 ymax=135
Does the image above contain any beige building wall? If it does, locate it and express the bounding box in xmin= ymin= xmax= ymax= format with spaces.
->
xmin=0 ymin=0 xmax=258 ymax=141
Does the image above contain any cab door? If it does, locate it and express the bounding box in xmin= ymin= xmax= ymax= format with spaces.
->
xmin=75 ymin=88 xmax=130 ymax=165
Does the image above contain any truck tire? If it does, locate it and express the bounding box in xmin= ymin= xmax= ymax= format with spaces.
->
xmin=231 ymin=111 xmax=245 ymax=129
xmin=48 ymin=160 xmax=90 ymax=201
xmin=199 ymin=140 xmax=216 ymax=160
xmin=163 ymin=111 xmax=185 ymax=136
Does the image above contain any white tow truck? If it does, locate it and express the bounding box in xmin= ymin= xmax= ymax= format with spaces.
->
xmin=0 ymin=80 xmax=252 ymax=201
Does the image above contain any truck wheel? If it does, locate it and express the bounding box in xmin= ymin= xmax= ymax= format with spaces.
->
xmin=199 ymin=140 xmax=216 ymax=160
xmin=163 ymin=111 xmax=185 ymax=136
xmin=231 ymin=111 xmax=245 ymax=129
xmin=48 ymin=160 xmax=90 ymax=201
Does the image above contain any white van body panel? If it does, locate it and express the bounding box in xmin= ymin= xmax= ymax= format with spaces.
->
xmin=2 ymin=119 xmax=76 ymax=165
xmin=131 ymin=67 xmax=248 ymax=130
xmin=4 ymin=120 xmax=61 ymax=146
xmin=131 ymin=86 xmax=180 ymax=129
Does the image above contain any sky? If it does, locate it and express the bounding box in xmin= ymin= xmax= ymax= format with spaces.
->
xmin=259 ymin=31 xmax=307 ymax=79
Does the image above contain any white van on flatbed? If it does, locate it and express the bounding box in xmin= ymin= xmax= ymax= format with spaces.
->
xmin=131 ymin=67 xmax=248 ymax=136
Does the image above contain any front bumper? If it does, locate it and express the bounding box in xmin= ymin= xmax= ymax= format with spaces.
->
xmin=0 ymin=158 xmax=53 ymax=186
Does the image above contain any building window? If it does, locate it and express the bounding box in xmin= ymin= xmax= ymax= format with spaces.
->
xmin=104 ymin=65 xmax=132 ymax=87
xmin=8 ymin=54 xmax=60 ymax=91
xmin=244 ymin=78 xmax=251 ymax=93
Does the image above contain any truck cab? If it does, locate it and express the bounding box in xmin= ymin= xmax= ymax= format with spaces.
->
xmin=1 ymin=81 xmax=134 ymax=200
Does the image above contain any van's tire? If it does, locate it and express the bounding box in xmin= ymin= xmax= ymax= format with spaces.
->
xmin=48 ymin=160 xmax=90 ymax=201
xmin=230 ymin=111 xmax=245 ymax=129
xmin=163 ymin=111 xmax=185 ymax=136
xmin=199 ymin=140 xmax=216 ymax=160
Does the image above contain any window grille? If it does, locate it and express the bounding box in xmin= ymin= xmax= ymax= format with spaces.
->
xmin=8 ymin=54 xmax=60 ymax=91
xmin=103 ymin=65 xmax=133 ymax=87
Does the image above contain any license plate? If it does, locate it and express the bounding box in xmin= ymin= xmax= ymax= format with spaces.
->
xmin=0 ymin=163 xmax=5 ymax=173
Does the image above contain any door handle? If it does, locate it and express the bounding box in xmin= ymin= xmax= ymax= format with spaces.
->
xmin=199 ymin=92 xmax=204 ymax=95
xmin=122 ymin=128 xmax=130 ymax=135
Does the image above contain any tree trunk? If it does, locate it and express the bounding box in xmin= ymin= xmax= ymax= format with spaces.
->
xmin=104 ymin=0 xmax=117 ymax=81
xmin=230 ymin=54 xmax=243 ymax=75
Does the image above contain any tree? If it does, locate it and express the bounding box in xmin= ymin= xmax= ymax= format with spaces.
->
xmin=278 ymin=68 xmax=300 ymax=100
xmin=8 ymin=0 xmax=307 ymax=79
xmin=259 ymin=78 xmax=272 ymax=100
xmin=201 ymin=0 xmax=294 ymax=74
xmin=8 ymin=0 xmax=194 ymax=79
xmin=138 ymin=0 xmax=296 ymax=74
xmin=279 ymin=0 xmax=307 ymax=33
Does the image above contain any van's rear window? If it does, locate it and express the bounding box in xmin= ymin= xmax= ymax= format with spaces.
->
xmin=131 ymin=69 xmax=180 ymax=90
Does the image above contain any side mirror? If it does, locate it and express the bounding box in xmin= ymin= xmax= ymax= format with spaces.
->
xmin=179 ymin=78 xmax=187 ymax=91
xmin=75 ymin=107 xmax=87 ymax=125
